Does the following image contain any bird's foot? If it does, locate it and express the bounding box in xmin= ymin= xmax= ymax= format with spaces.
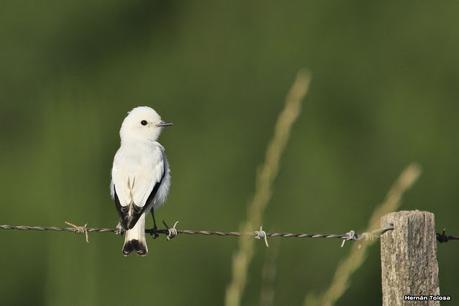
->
xmin=114 ymin=222 xmax=125 ymax=235
xmin=151 ymin=225 xmax=160 ymax=239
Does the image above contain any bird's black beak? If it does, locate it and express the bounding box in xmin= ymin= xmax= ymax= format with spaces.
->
xmin=156 ymin=121 xmax=173 ymax=127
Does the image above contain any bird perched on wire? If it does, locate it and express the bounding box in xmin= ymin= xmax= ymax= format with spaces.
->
xmin=110 ymin=106 xmax=172 ymax=256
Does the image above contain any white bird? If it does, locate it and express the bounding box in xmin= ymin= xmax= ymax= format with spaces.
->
xmin=110 ymin=106 xmax=172 ymax=256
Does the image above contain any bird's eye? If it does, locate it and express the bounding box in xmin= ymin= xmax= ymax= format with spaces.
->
xmin=141 ymin=120 xmax=148 ymax=126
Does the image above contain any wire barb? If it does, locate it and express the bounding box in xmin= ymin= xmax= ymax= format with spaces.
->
xmin=167 ymin=221 xmax=179 ymax=240
xmin=341 ymin=230 xmax=357 ymax=247
xmin=436 ymin=228 xmax=459 ymax=243
xmin=255 ymin=226 xmax=269 ymax=247
xmin=65 ymin=221 xmax=89 ymax=243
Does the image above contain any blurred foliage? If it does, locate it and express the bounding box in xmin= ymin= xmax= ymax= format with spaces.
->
xmin=0 ymin=1 xmax=458 ymax=306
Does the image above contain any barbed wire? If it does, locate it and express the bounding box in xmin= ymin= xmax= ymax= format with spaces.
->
xmin=436 ymin=229 xmax=459 ymax=243
xmin=0 ymin=221 xmax=395 ymax=247
xmin=0 ymin=222 xmax=455 ymax=246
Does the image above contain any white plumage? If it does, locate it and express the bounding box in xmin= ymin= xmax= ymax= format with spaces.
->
xmin=110 ymin=106 xmax=171 ymax=256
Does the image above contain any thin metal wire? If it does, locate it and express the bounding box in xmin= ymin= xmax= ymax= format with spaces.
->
xmin=436 ymin=229 xmax=459 ymax=243
xmin=2 ymin=223 xmax=455 ymax=244
xmin=0 ymin=222 xmax=396 ymax=245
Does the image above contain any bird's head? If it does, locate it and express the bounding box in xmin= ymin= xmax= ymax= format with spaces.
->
xmin=120 ymin=106 xmax=172 ymax=143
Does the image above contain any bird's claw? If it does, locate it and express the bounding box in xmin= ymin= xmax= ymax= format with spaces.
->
xmin=151 ymin=226 xmax=160 ymax=239
xmin=114 ymin=223 xmax=125 ymax=235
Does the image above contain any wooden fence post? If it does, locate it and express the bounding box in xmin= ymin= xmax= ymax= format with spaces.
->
xmin=380 ymin=210 xmax=440 ymax=306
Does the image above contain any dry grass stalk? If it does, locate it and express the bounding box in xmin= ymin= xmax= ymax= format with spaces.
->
xmin=225 ymin=70 xmax=312 ymax=306
xmin=259 ymin=239 xmax=281 ymax=306
xmin=305 ymin=163 xmax=421 ymax=306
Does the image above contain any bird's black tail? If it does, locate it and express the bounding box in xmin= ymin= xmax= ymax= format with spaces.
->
xmin=122 ymin=239 xmax=147 ymax=256
xmin=122 ymin=215 xmax=148 ymax=256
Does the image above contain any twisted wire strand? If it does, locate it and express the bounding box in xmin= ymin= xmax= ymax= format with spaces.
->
xmin=1 ymin=223 xmax=455 ymax=243
xmin=0 ymin=222 xmax=397 ymax=244
xmin=1 ymin=223 xmax=455 ymax=244
xmin=0 ymin=224 xmax=115 ymax=233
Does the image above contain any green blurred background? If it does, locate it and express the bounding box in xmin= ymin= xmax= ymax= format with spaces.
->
xmin=1 ymin=1 xmax=458 ymax=305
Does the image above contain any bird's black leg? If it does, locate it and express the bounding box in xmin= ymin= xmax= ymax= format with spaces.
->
xmin=151 ymin=209 xmax=159 ymax=239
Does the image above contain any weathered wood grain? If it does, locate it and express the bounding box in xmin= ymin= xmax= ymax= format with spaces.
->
xmin=381 ymin=211 xmax=440 ymax=306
